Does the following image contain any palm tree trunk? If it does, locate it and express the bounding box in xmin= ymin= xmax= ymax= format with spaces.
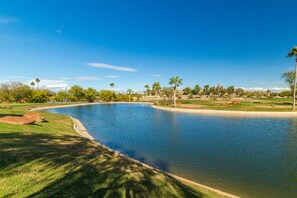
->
xmin=157 ymin=91 xmax=159 ymax=105
xmin=293 ymin=59 xmax=297 ymax=110
xmin=173 ymin=87 xmax=176 ymax=107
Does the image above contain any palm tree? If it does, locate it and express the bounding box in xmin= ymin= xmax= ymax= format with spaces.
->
xmin=287 ymin=46 xmax=297 ymax=110
xmin=127 ymin=89 xmax=133 ymax=102
xmin=110 ymin=83 xmax=115 ymax=101
xmin=30 ymin=82 xmax=35 ymax=89
xmin=169 ymin=76 xmax=183 ymax=107
xmin=35 ymin=78 xmax=40 ymax=89
xmin=152 ymin=82 xmax=161 ymax=105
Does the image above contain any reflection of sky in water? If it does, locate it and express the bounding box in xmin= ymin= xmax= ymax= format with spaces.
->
xmin=46 ymin=104 xmax=297 ymax=198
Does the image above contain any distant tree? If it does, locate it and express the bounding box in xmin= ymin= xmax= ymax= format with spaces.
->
xmin=192 ymin=85 xmax=201 ymax=95
xmin=144 ymin=84 xmax=151 ymax=96
xmin=10 ymin=82 xmax=32 ymax=102
xmin=110 ymin=83 xmax=115 ymax=101
xmin=235 ymin=88 xmax=245 ymax=97
xmin=182 ymin=87 xmax=192 ymax=95
xmin=0 ymin=83 xmax=12 ymax=102
xmin=287 ymin=46 xmax=297 ymax=110
xmin=169 ymin=76 xmax=183 ymax=107
xmin=227 ymin=86 xmax=235 ymax=95
xmin=161 ymin=87 xmax=173 ymax=101
xmin=203 ymin=85 xmax=210 ymax=95
xmin=55 ymin=90 xmax=69 ymax=102
xmin=279 ymin=90 xmax=292 ymax=97
xmin=127 ymin=89 xmax=133 ymax=102
xmin=84 ymin=87 xmax=97 ymax=102
xmin=152 ymin=82 xmax=161 ymax=105
xmin=35 ymin=78 xmax=40 ymax=89
xmin=209 ymin=86 xmax=216 ymax=94
xmin=98 ymin=90 xmax=116 ymax=102
xmin=282 ymin=72 xmax=295 ymax=91
xmin=68 ymin=85 xmax=85 ymax=101
xmin=30 ymin=82 xmax=35 ymax=89
xmin=31 ymin=90 xmax=49 ymax=103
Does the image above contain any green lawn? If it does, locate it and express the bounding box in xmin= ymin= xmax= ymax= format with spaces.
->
xmin=0 ymin=103 xmax=224 ymax=198
xmin=159 ymin=98 xmax=295 ymax=112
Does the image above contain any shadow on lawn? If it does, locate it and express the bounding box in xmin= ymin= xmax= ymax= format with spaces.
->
xmin=0 ymin=132 xmax=204 ymax=198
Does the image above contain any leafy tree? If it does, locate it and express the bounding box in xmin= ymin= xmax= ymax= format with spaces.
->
xmin=287 ymin=46 xmax=297 ymax=110
xmin=98 ymin=90 xmax=116 ymax=102
xmin=10 ymin=82 xmax=32 ymax=102
xmin=55 ymin=90 xmax=69 ymax=102
xmin=192 ymin=85 xmax=201 ymax=95
xmin=227 ymin=86 xmax=235 ymax=94
xmin=68 ymin=85 xmax=85 ymax=101
xmin=84 ymin=87 xmax=98 ymax=102
xmin=0 ymin=83 xmax=11 ymax=102
xmin=279 ymin=90 xmax=292 ymax=97
xmin=161 ymin=87 xmax=173 ymax=101
xmin=182 ymin=87 xmax=192 ymax=95
xmin=127 ymin=89 xmax=133 ymax=102
xmin=282 ymin=72 xmax=295 ymax=91
xmin=169 ymin=76 xmax=183 ymax=107
xmin=31 ymin=90 xmax=49 ymax=103
xmin=152 ymin=82 xmax=161 ymax=105
xmin=235 ymin=88 xmax=245 ymax=97
xmin=209 ymin=86 xmax=216 ymax=94
xmin=203 ymin=85 xmax=210 ymax=95
xmin=110 ymin=83 xmax=115 ymax=101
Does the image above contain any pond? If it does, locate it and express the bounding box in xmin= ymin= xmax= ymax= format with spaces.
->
xmin=46 ymin=104 xmax=297 ymax=198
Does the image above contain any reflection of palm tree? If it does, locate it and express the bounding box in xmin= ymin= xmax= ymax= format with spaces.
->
xmin=169 ymin=76 xmax=183 ymax=107
xmin=287 ymin=47 xmax=297 ymax=110
xmin=127 ymin=89 xmax=133 ymax=102
xmin=35 ymin=78 xmax=40 ymax=89
xmin=152 ymin=82 xmax=161 ymax=105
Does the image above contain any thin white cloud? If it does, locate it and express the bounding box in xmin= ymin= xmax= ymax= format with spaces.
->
xmin=0 ymin=16 xmax=18 ymax=24
xmin=73 ymin=76 xmax=103 ymax=81
xmin=150 ymin=74 xmax=162 ymax=77
xmin=104 ymin=75 xmax=119 ymax=78
xmin=85 ymin=62 xmax=137 ymax=72
xmin=56 ymin=29 xmax=63 ymax=34
xmin=32 ymin=79 xmax=69 ymax=90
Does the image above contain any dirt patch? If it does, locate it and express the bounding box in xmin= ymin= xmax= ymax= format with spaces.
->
xmin=0 ymin=112 xmax=45 ymax=125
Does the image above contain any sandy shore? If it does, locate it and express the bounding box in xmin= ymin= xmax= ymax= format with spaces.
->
xmin=153 ymin=105 xmax=297 ymax=117
xmin=31 ymin=102 xmax=239 ymax=198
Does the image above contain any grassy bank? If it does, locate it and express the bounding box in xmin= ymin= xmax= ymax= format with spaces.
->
xmin=0 ymin=103 xmax=225 ymax=198
xmin=158 ymin=98 xmax=294 ymax=112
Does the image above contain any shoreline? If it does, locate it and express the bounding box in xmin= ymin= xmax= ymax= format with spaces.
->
xmin=31 ymin=102 xmax=239 ymax=198
xmin=152 ymin=105 xmax=297 ymax=117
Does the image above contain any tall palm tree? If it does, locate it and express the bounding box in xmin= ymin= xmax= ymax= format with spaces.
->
xmin=35 ymin=78 xmax=40 ymax=89
xmin=152 ymin=82 xmax=161 ymax=105
xmin=127 ymin=89 xmax=133 ymax=102
xmin=110 ymin=83 xmax=115 ymax=101
xmin=287 ymin=46 xmax=297 ymax=110
xmin=169 ymin=76 xmax=183 ymax=107
xmin=30 ymin=82 xmax=35 ymax=89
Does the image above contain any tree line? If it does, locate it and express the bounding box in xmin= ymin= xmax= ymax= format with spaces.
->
xmin=0 ymin=81 xmax=140 ymax=103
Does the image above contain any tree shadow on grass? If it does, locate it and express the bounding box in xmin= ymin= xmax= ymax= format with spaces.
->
xmin=0 ymin=132 xmax=205 ymax=198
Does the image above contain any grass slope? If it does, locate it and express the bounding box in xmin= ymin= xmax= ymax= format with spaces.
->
xmin=0 ymin=103 xmax=223 ymax=198
xmin=159 ymin=98 xmax=294 ymax=112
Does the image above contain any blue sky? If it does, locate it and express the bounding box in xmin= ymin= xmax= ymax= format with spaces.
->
xmin=0 ymin=0 xmax=297 ymax=92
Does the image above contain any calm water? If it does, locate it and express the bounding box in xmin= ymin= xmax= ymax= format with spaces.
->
xmin=46 ymin=104 xmax=297 ymax=198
